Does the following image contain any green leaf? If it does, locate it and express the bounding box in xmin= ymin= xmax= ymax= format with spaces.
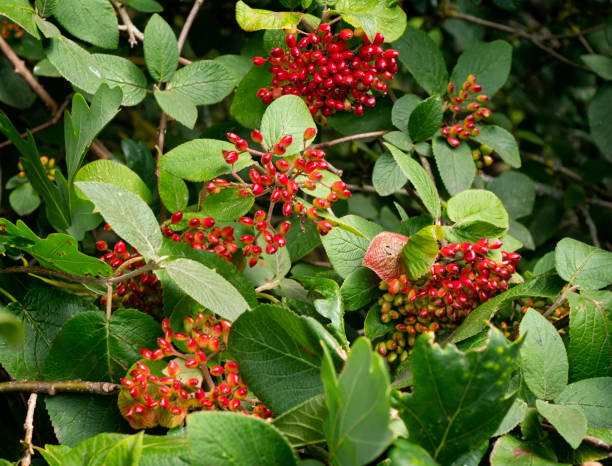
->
xmin=391 ymin=94 xmax=421 ymax=133
xmin=472 ymin=125 xmax=521 ymax=168
xmin=154 ymin=89 xmax=197 ymax=129
xmin=364 ymin=305 xmax=393 ymax=341
xmin=75 ymin=160 xmax=152 ymax=203
xmin=432 ymin=136 xmax=476 ymax=195
xmin=0 ymin=55 xmax=35 ymax=109
xmin=272 ymin=394 xmax=327 ymax=447
xmin=235 ymin=0 xmax=303 ymax=31
xmin=53 ymin=0 xmax=117 ymax=48
xmin=400 ymin=225 xmax=441 ymax=280
xmin=65 ymin=85 xmax=123 ymax=182
xmin=555 ymin=377 xmax=612 ymax=429
xmin=187 ymin=411 xmax=296 ymax=465
xmin=508 ymin=220 xmax=534 ymax=251
xmin=340 ymin=267 xmax=380 ymax=311
xmin=165 ymin=60 xmax=235 ymax=105
xmin=0 ymin=110 xmax=70 ymax=229
xmin=494 ymin=398 xmax=528 ymax=436
xmin=164 ymin=258 xmax=249 ymax=321
xmin=536 ymin=400 xmax=587 ymax=449
xmin=159 ymin=138 xmax=253 ymax=182
xmin=45 ymin=309 xmax=160 ymax=382
xmin=158 ymin=170 xmax=189 ymax=212
xmin=9 ymin=182 xmax=40 ymax=215
xmin=243 ymin=236 xmax=291 ymax=286
xmin=144 ymin=14 xmax=178 ymax=82
xmin=76 ymin=182 xmax=162 ymax=259
xmin=488 ymin=171 xmax=535 ymax=219
xmin=284 ymin=217 xmax=320 ymax=262
xmin=0 ymin=287 xmax=96 ymax=380
xmin=0 ymin=0 xmax=39 ymax=38
xmin=555 ymin=237 xmax=612 ymax=290
xmin=588 ymin=85 xmax=612 ymax=161
xmin=333 ymin=0 xmax=407 ymax=42
xmin=229 ymin=304 xmax=343 ymax=414
xmin=450 ymin=40 xmax=512 ymax=96
xmin=447 ymin=189 xmax=509 ymax=229
xmin=260 ymin=95 xmax=315 ymax=155
xmin=45 ymin=396 xmax=130 ymax=448
xmin=581 ymin=54 xmax=612 ymax=80
xmin=442 ymin=220 xmax=506 ymax=245
xmin=214 ymin=54 xmax=252 ymax=87
xmin=490 ymin=435 xmax=568 ymax=465
xmin=36 ymin=0 xmax=57 ymax=16
xmin=0 ymin=306 xmax=23 ymax=344
xmin=201 ymin=189 xmax=255 ymax=222
xmin=33 ymin=58 xmax=61 ymax=77
xmin=568 ymin=291 xmax=612 ymax=381
xmin=321 ymin=215 xmax=383 ymax=278
xmin=519 ymin=308 xmax=568 ymax=400
xmin=385 ymin=143 xmax=441 ymax=218
xmin=372 ymin=152 xmax=408 ymax=196
xmin=450 ymin=274 xmax=564 ymax=342
xmin=298 ymin=277 xmax=347 ymax=348
xmin=230 ymin=65 xmax=269 ymax=129
xmin=0 ymin=219 xmax=112 ymax=278
xmin=388 ymin=439 xmax=438 ymax=466
xmin=393 ymin=25 xmax=448 ymax=95
xmin=45 ymin=36 xmax=103 ymax=94
xmin=322 ymin=337 xmax=392 ymax=466
xmin=93 ymin=54 xmax=148 ymax=106
xmin=408 ymin=96 xmax=443 ymax=142
xmin=396 ymin=329 xmax=519 ymax=463
xmin=126 ymin=0 xmax=163 ymax=12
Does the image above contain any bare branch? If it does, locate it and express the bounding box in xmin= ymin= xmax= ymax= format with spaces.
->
xmin=20 ymin=393 xmax=37 ymax=466
xmin=177 ymin=0 xmax=204 ymax=54
xmin=113 ymin=1 xmax=143 ymax=47
xmin=310 ymin=131 xmax=390 ymax=149
xmin=0 ymin=380 xmax=120 ymax=395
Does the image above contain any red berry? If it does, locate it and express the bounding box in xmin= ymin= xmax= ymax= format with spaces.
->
xmin=171 ymin=212 xmax=183 ymax=224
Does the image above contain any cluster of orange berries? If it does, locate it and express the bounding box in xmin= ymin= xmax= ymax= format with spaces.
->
xmin=17 ymin=156 xmax=57 ymax=181
xmin=205 ymin=129 xmax=351 ymax=267
xmin=96 ymin=239 xmax=163 ymax=318
xmin=252 ymin=25 xmax=398 ymax=119
xmin=1 ymin=20 xmax=23 ymax=39
xmin=118 ymin=313 xmax=271 ymax=429
xmin=375 ymin=238 xmax=520 ymax=363
xmin=441 ymin=74 xmax=492 ymax=147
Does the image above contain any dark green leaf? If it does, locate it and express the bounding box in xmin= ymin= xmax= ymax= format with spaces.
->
xmin=213 ymin=54 xmax=252 ymax=87
xmin=396 ymin=329 xmax=519 ymax=463
xmin=0 ymin=287 xmax=97 ymax=380
xmin=488 ymin=171 xmax=535 ymax=219
xmin=126 ymin=0 xmax=163 ymax=12
xmin=53 ymin=0 xmax=117 ymax=48
xmin=187 ymin=411 xmax=296 ymax=465
xmin=284 ymin=217 xmax=320 ymax=262
xmin=519 ymin=309 xmax=568 ymax=400
xmin=322 ymin=337 xmax=392 ymax=465
xmin=0 ymin=55 xmax=35 ymax=109
xmin=44 ymin=309 xmax=160 ymax=382
xmin=450 ymin=40 xmax=512 ymax=96
xmin=201 ymin=188 xmax=254 ymax=221
xmin=393 ymin=25 xmax=448 ymax=95
xmin=166 ymin=60 xmax=235 ymax=105
xmin=364 ymin=305 xmax=394 ymax=341
xmin=372 ymin=152 xmax=408 ymax=196
xmin=228 ymin=304 xmax=343 ymax=414
xmin=408 ymin=96 xmax=443 ymax=142
xmin=94 ymin=54 xmax=148 ymax=107
xmin=490 ymin=435 xmax=565 ymax=465
xmin=230 ymin=65 xmax=269 ymax=129
xmin=581 ymin=54 xmax=612 ymax=80
xmin=9 ymin=182 xmax=40 ymax=215
xmin=555 ymin=377 xmax=612 ymax=429
xmin=555 ymin=238 xmax=612 ymax=290
xmin=473 ymin=125 xmax=521 ymax=168
xmin=154 ymin=89 xmax=197 ymax=129
xmin=158 ymin=170 xmax=189 ymax=212
xmin=388 ymin=439 xmax=438 ymax=466
xmin=568 ymin=291 xmax=612 ymax=381
xmin=272 ymin=394 xmax=327 ymax=447
xmin=391 ymin=94 xmax=421 ymax=133
xmin=587 ymin=85 xmax=612 ymax=161
xmin=144 ymin=14 xmax=178 ymax=82
xmin=340 ymin=267 xmax=380 ymax=311
xmin=536 ymin=400 xmax=587 ymax=449
xmin=45 ymin=36 xmax=103 ymax=94
xmin=432 ymin=136 xmax=476 ymax=195
xmin=298 ymin=277 xmax=346 ymax=347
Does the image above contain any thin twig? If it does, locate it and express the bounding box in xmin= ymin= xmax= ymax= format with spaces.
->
xmin=547 ymin=24 xmax=605 ymax=40
xmin=113 ymin=1 xmax=142 ymax=47
xmin=0 ymin=380 xmax=120 ymax=395
xmin=0 ymin=96 xmax=71 ymax=150
xmin=106 ymin=283 xmax=113 ymax=319
xmin=0 ymin=36 xmax=57 ymax=113
xmin=543 ymin=285 xmax=578 ymax=318
xmin=580 ymin=206 xmax=600 ymax=248
xmin=177 ymin=0 xmax=204 ymax=54
xmin=20 ymin=393 xmax=37 ymax=466
xmin=447 ymin=11 xmax=591 ymax=71
xmin=255 ymin=280 xmax=281 ymax=293
xmin=310 ymin=131 xmax=390 ymax=149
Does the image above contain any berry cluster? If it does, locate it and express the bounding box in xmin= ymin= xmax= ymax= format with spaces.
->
xmin=374 ymin=238 xmax=520 ymax=364
xmin=162 ymin=212 xmax=238 ymax=263
xmin=96 ymin=239 xmax=163 ymax=318
xmin=118 ymin=313 xmax=271 ymax=429
xmin=471 ymin=144 xmax=495 ymax=170
xmin=496 ymin=297 xmax=570 ymax=339
xmin=252 ymin=25 xmax=399 ymax=119
xmin=441 ymin=74 xmax=492 ymax=147
xmin=17 ymin=156 xmax=57 ymax=180
xmin=204 ymin=129 xmax=350 ymax=267
xmin=1 ymin=20 xmax=24 ymax=39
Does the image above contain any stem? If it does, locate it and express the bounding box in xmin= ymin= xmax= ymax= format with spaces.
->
xmin=542 ymin=285 xmax=578 ymax=318
xmin=0 ymin=380 xmax=120 ymax=395
xmin=177 ymin=0 xmax=204 ymax=54
xmin=20 ymin=393 xmax=37 ymax=466
xmin=106 ymin=283 xmax=113 ymax=319
xmin=255 ymin=280 xmax=281 ymax=293
xmin=310 ymin=130 xmax=390 ymax=149
xmin=579 ymin=206 xmax=600 ymax=248
xmin=113 ymin=1 xmax=142 ymax=47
